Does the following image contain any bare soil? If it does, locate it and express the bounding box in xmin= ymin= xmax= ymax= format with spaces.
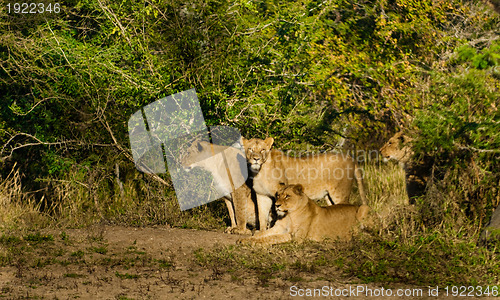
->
xmin=0 ymin=225 xmax=487 ymax=299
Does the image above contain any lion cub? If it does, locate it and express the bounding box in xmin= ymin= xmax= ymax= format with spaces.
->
xmin=181 ymin=140 xmax=257 ymax=235
xmin=238 ymin=184 xmax=371 ymax=245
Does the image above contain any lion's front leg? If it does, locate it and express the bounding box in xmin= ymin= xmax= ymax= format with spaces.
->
xmin=230 ymin=185 xmax=252 ymax=235
xmin=238 ymin=218 xmax=290 ymax=245
xmin=256 ymin=193 xmax=273 ymax=231
xmin=244 ymin=233 xmax=292 ymax=246
xmin=238 ymin=228 xmax=292 ymax=245
xmin=223 ymin=196 xmax=237 ymax=233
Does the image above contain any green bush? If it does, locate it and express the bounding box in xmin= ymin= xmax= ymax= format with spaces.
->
xmin=0 ymin=0 xmax=498 ymax=232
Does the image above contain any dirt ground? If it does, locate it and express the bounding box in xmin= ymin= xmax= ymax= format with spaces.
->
xmin=0 ymin=225 xmax=489 ymax=299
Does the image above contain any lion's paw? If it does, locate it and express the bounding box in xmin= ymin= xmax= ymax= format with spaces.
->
xmin=230 ymin=227 xmax=252 ymax=235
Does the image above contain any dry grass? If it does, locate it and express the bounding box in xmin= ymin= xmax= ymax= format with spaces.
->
xmin=0 ymin=162 xmax=228 ymax=231
xmin=0 ymin=164 xmax=50 ymax=231
xmin=363 ymin=162 xmax=408 ymax=211
xmin=349 ymin=161 xmax=412 ymax=232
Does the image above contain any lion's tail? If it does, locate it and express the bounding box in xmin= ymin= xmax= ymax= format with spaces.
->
xmin=354 ymin=163 xmax=367 ymax=206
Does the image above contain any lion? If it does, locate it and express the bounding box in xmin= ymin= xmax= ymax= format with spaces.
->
xmin=379 ymin=132 xmax=414 ymax=166
xmin=380 ymin=132 xmax=432 ymax=204
xmin=241 ymin=137 xmax=366 ymax=231
xmin=238 ymin=184 xmax=371 ymax=245
xmin=180 ymin=140 xmax=258 ymax=235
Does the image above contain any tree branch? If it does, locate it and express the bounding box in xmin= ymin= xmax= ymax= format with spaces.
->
xmin=455 ymin=143 xmax=500 ymax=153
xmin=0 ymin=132 xmax=115 ymax=161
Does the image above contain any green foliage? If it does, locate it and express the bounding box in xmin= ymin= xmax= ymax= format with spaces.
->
xmin=0 ymin=235 xmax=22 ymax=246
xmin=0 ymin=0 xmax=498 ymax=241
xmin=24 ymin=232 xmax=54 ymax=243
xmin=115 ymin=272 xmax=140 ymax=279
xmin=71 ymin=250 xmax=85 ymax=258
xmin=345 ymin=233 xmax=498 ymax=285
xmin=414 ymin=70 xmax=499 ymax=156
xmin=456 ymin=42 xmax=500 ymax=69
xmin=412 ymin=66 xmax=499 ymax=225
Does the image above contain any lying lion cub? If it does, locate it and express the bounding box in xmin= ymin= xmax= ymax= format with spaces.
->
xmin=238 ymin=184 xmax=371 ymax=245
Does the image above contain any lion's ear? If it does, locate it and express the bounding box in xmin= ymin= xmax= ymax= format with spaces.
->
xmin=276 ymin=183 xmax=286 ymax=197
xmin=276 ymin=182 xmax=286 ymax=196
xmin=264 ymin=137 xmax=274 ymax=148
xmin=293 ymin=184 xmax=304 ymax=195
xmin=241 ymin=137 xmax=248 ymax=147
xmin=401 ymin=134 xmax=413 ymax=143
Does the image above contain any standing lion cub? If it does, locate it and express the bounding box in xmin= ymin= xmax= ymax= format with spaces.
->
xmin=238 ymin=184 xmax=371 ymax=245
xmin=181 ymin=140 xmax=257 ymax=235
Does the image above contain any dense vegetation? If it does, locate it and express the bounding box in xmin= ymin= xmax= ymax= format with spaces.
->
xmin=0 ymin=0 xmax=499 ymax=285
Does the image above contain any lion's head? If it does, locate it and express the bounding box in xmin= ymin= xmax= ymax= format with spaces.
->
xmin=380 ymin=132 xmax=413 ymax=165
xmin=241 ymin=137 xmax=274 ymax=173
xmin=180 ymin=140 xmax=213 ymax=171
xmin=275 ymin=184 xmax=307 ymax=217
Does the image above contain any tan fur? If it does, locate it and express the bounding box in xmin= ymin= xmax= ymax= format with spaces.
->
xmin=380 ymin=132 xmax=414 ymax=166
xmin=238 ymin=184 xmax=370 ymax=245
xmin=241 ymin=137 xmax=366 ymax=231
xmin=380 ymin=132 xmax=431 ymax=203
xmin=181 ymin=140 xmax=256 ymax=235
